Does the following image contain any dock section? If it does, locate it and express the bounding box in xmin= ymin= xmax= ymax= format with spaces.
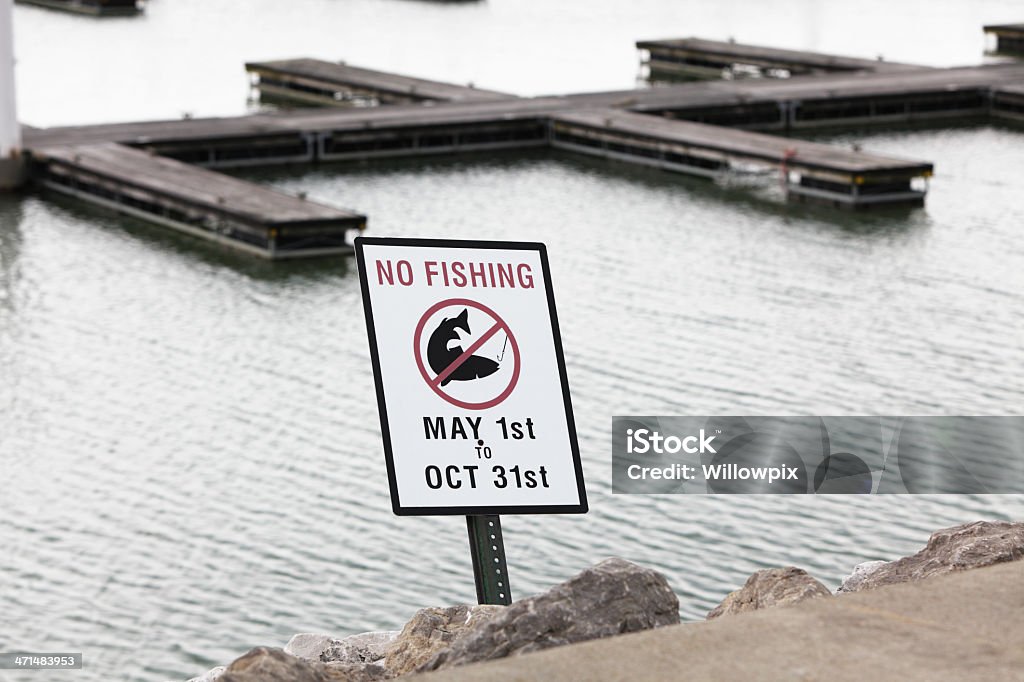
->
xmin=993 ymin=84 xmax=1024 ymax=121
xmin=23 ymin=99 xmax=561 ymax=167
xmin=245 ymin=59 xmax=514 ymax=107
xmin=23 ymin=114 xmax=321 ymax=168
xmin=23 ymin=82 xmax=947 ymax=212
xmin=31 ymin=143 xmax=365 ymax=258
xmin=626 ymin=63 xmax=1024 ymax=130
xmin=291 ymin=102 xmax=551 ymax=162
xmin=25 ymin=51 xmax=1024 ymax=255
xmin=27 ymin=64 xmax=1024 ymax=166
xmin=550 ymin=109 xmax=932 ymax=209
xmin=28 ymin=103 xmax=935 ymax=209
xmin=14 ymin=0 xmax=140 ymax=16
xmin=637 ymin=38 xmax=923 ymax=79
xmin=984 ymin=23 xmax=1024 ymax=54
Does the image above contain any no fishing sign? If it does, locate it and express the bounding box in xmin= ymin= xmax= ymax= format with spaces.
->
xmin=355 ymin=237 xmax=588 ymax=516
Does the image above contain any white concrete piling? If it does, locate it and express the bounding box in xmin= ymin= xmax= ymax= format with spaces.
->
xmin=0 ymin=0 xmax=25 ymax=189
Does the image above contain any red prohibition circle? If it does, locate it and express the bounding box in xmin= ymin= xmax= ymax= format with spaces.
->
xmin=413 ymin=298 xmax=520 ymax=410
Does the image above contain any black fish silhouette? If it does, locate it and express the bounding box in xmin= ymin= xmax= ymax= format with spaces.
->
xmin=427 ymin=308 xmax=500 ymax=386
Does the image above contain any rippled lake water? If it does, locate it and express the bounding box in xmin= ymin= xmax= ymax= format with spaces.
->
xmin=2 ymin=1 xmax=1024 ymax=680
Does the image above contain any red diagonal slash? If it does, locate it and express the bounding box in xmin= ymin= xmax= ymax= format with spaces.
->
xmin=431 ymin=321 xmax=503 ymax=388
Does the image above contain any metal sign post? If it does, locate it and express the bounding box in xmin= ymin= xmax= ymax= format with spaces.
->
xmin=466 ymin=515 xmax=511 ymax=605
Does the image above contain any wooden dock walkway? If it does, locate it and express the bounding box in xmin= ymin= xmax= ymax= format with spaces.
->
xmin=246 ymin=59 xmax=513 ymax=107
xmin=18 ymin=34 xmax=1024 ymax=256
xmin=550 ymin=109 xmax=931 ymax=208
xmin=31 ymin=143 xmax=365 ymax=258
xmin=637 ymin=38 xmax=923 ymax=79
xmin=28 ymin=62 xmax=1024 ymax=154
xmin=625 ymin=62 xmax=1024 ymax=129
xmin=22 ymin=98 xmax=558 ymax=168
xmin=14 ymin=0 xmax=140 ymax=16
xmin=993 ymin=83 xmax=1024 ymax=121
xmin=23 ymin=87 xmax=938 ymax=212
xmin=984 ymin=23 xmax=1024 ymax=54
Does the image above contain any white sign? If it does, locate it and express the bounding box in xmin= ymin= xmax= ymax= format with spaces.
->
xmin=356 ymin=237 xmax=588 ymax=516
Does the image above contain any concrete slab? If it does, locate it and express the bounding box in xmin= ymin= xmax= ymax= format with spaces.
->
xmin=415 ymin=561 xmax=1024 ymax=681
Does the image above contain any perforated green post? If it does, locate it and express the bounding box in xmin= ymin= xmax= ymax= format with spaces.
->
xmin=466 ymin=515 xmax=511 ymax=605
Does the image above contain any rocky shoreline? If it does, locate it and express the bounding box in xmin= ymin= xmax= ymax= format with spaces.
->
xmin=185 ymin=520 xmax=1023 ymax=682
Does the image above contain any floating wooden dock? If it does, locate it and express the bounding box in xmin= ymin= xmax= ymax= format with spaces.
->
xmin=637 ymin=38 xmax=922 ymax=79
xmin=550 ymin=109 xmax=931 ymax=209
xmin=29 ymin=62 xmax=1024 ymax=158
xmin=31 ymin=143 xmax=365 ymax=258
xmin=23 ymin=98 xmax=557 ymax=169
xmin=24 ymin=89 xmax=939 ymax=213
xmin=984 ymin=24 xmax=1024 ymax=54
xmin=14 ymin=0 xmax=140 ymax=16
xmin=20 ymin=35 xmax=1024 ymax=258
xmin=626 ymin=63 xmax=1024 ymax=130
xmin=993 ymin=84 xmax=1024 ymax=121
xmin=245 ymin=59 xmax=513 ymax=107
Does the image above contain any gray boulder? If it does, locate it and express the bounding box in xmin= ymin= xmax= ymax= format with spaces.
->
xmin=321 ymin=631 xmax=400 ymax=665
xmin=186 ymin=666 xmax=225 ymax=682
xmin=285 ymin=631 xmax=399 ymax=666
xmin=837 ymin=560 xmax=889 ymax=593
xmin=707 ymin=567 xmax=831 ymax=620
xmin=217 ymin=647 xmax=389 ymax=682
xmin=419 ymin=557 xmax=679 ymax=672
xmin=216 ymin=647 xmax=331 ymax=682
xmin=319 ymin=662 xmax=391 ymax=682
xmin=840 ymin=520 xmax=1024 ymax=593
xmin=384 ymin=604 xmax=504 ymax=676
xmin=284 ymin=634 xmax=335 ymax=661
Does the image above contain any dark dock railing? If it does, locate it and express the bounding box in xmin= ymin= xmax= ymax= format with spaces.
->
xmin=15 ymin=0 xmax=140 ymax=16
xmin=637 ymin=37 xmax=923 ymax=79
xmin=984 ymin=24 xmax=1024 ymax=54
xmin=246 ymin=58 xmax=514 ymax=107
xmin=550 ymin=109 xmax=932 ymax=208
xmin=626 ymin=62 xmax=1024 ymax=130
xmin=993 ymin=84 xmax=1024 ymax=121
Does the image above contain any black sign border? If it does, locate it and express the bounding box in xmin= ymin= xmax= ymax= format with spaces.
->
xmin=355 ymin=236 xmax=588 ymax=516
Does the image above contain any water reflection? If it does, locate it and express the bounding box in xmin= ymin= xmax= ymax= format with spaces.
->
xmin=0 ymin=193 xmax=25 ymax=314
